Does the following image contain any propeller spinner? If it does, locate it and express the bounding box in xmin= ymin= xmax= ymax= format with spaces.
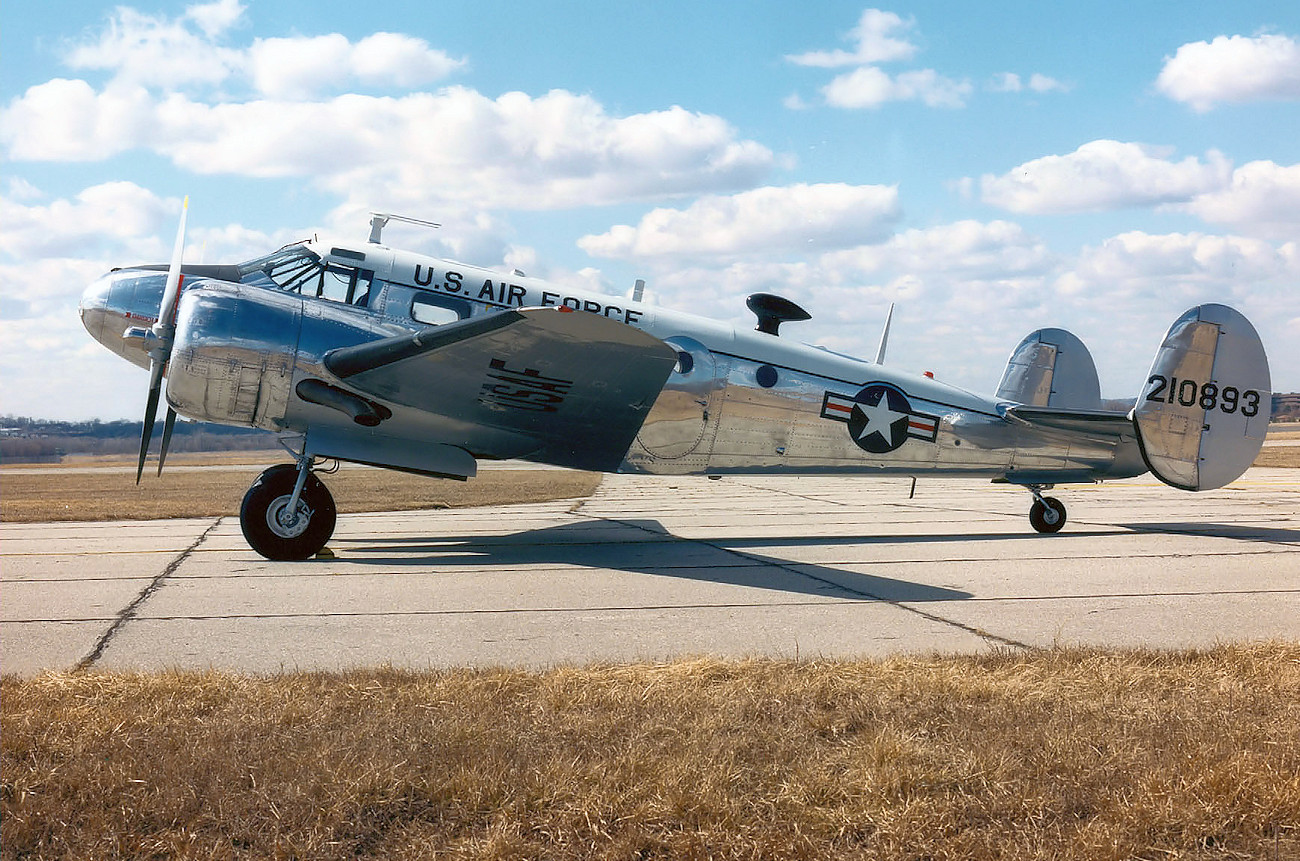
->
xmin=134 ymin=196 xmax=188 ymax=483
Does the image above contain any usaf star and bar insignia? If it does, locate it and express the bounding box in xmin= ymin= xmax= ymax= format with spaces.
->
xmin=820 ymin=382 xmax=939 ymax=454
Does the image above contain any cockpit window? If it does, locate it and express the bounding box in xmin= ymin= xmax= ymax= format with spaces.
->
xmin=238 ymin=244 xmax=373 ymax=306
xmin=238 ymin=244 xmax=321 ymax=291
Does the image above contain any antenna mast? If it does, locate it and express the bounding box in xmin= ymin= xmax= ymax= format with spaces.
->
xmin=368 ymin=212 xmax=441 ymax=244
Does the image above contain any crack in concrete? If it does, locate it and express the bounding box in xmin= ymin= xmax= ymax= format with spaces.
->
xmin=74 ymin=518 xmax=223 ymax=672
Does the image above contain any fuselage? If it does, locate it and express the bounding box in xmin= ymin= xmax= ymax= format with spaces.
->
xmin=80 ymin=237 xmax=1148 ymax=485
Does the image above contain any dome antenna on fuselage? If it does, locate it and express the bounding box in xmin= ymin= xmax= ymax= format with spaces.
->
xmin=368 ymin=212 xmax=442 ymax=244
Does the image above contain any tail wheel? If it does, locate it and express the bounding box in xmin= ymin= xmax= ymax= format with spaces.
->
xmin=240 ymin=464 xmax=337 ymax=560
xmin=1029 ymin=496 xmax=1067 ymax=534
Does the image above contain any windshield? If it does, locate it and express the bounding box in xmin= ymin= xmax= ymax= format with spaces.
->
xmin=238 ymin=244 xmax=323 ymax=293
xmin=238 ymin=243 xmax=373 ymax=305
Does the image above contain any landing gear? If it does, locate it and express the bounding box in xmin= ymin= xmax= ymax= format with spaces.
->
xmin=240 ymin=462 xmax=337 ymax=560
xmin=1026 ymin=485 xmax=1067 ymax=534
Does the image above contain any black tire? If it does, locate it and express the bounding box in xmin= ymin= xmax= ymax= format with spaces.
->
xmin=240 ymin=464 xmax=337 ymax=560
xmin=1029 ymin=496 xmax=1067 ymax=534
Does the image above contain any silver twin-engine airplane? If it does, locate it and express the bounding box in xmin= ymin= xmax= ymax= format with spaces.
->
xmin=80 ymin=205 xmax=1272 ymax=560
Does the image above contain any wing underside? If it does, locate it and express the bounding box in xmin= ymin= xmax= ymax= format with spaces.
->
xmin=322 ymin=307 xmax=678 ymax=472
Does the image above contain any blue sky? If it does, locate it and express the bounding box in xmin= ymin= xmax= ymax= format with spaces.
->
xmin=2 ymin=1 xmax=1298 ymax=421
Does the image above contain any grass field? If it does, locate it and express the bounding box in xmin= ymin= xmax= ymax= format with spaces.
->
xmin=0 ymin=457 xmax=600 ymax=523
xmin=4 ymin=645 xmax=1298 ymax=860
xmin=2 ymin=432 xmax=1296 ymax=524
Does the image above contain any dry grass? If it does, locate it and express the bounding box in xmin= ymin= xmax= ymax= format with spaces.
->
xmin=3 ymin=645 xmax=1298 ymax=860
xmin=1253 ymin=447 xmax=1300 ymax=469
xmin=2 ymin=437 xmax=1295 ymax=524
xmin=0 ymin=464 xmax=600 ymax=523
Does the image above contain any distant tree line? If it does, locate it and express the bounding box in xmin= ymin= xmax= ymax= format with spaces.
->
xmin=0 ymin=416 xmax=275 ymax=463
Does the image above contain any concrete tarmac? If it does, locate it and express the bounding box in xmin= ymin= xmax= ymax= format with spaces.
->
xmin=3 ymin=469 xmax=1297 ymax=675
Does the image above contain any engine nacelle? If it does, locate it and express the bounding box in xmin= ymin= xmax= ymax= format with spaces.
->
xmin=167 ymin=282 xmax=301 ymax=430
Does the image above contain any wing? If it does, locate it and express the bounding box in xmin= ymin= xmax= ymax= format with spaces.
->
xmin=323 ymin=307 xmax=677 ymax=471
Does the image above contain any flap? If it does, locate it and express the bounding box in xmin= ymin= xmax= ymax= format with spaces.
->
xmin=324 ymin=307 xmax=678 ymax=471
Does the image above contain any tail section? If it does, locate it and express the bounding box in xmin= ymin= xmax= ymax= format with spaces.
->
xmin=997 ymin=327 xmax=1102 ymax=410
xmin=1133 ymin=304 xmax=1270 ymax=491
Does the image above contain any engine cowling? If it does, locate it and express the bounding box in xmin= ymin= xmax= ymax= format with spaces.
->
xmin=166 ymin=282 xmax=301 ymax=430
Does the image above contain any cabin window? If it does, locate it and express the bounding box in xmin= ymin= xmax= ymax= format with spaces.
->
xmin=319 ymin=264 xmax=374 ymax=304
xmin=411 ymin=292 xmax=471 ymax=326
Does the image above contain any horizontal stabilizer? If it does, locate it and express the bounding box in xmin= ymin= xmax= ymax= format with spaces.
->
xmin=323 ymin=307 xmax=678 ymax=472
xmin=1000 ymin=404 xmax=1134 ymax=439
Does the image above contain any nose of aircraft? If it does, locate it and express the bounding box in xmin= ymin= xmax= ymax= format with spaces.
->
xmin=79 ymin=273 xmax=116 ymax=345
xmin=79 ymin=270 xmax=164 ymax=370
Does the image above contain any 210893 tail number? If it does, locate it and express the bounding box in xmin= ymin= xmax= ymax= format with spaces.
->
xmin=1145 ymin=375 xmax=1260 ymax=416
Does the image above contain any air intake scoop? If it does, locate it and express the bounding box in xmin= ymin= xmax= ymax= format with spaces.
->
xmin=746 ymin=293 xmax=811 ymax=336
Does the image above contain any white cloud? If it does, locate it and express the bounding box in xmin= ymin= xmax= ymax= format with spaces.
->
xmin=578 ymin=183 xmax=901 ymax=261
xmin=823 ymin=66 xmax=972 ymax=109
xmin=1181 ymin=160 xmax=1300 ymax=239
xmin=1 ymin=79 xmax=154 ymax=161
xmin=186 ymin=0 xmax=246 ymax=39
xmin=246 ymin=34 xmax=354 ymax=99
xmin=1056 ymin=231 xmax=1299 ymax=377
xmin=60 ymin=3 xmax=462 ymax=99
xmin=1157 ymin=32 xmax=1300 ymax=111
xmin=1 ymin=83 xmax=774 ymax=210
xmin=1028 ymin=73 xmax=1067 ymax=93
xmin=820 ymin=219 xmax=1055 ymax=284
xmin=990 ymin=72 xmax=1022 ymax=93
xmin=0 ymin=181 xmax=174 ymax=262
xmin=989 ymin=72 xmax=1067 ymax=94
xmin=786 ymin=9 xmax=917 ymax=68
xmin=64 ymin=5 xmax=243 ymax=89
xmin=979 ymin=140 xmax=1232 ymax=214
xmin=248 ymin=32 xmax=464 ymax=99
xmin=351 ymin=33 xmax=464 ymax=88
xmin=1066 ymin=231 xmax=1294 ymax=290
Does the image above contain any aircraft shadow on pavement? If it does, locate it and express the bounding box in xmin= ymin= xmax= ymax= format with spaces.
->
xmin=334 ymin=519 xmax=972 ymax=604
xmin=1116 ymin=522 xmax=1300 ymax=543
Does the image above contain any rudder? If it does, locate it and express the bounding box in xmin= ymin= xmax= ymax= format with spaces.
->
xmin=1133 ymin=303 xmax=1271 ymax=491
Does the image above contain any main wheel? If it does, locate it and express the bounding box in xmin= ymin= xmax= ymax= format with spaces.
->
xmin=1029 ymin=496 xmax=1067 ymax=534
xmin=240 ymin=464 xmax=337 ymax=560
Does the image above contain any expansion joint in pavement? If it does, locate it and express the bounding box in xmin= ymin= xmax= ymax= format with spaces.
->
xmin=73 ymin=518 xmax=223 ymax=672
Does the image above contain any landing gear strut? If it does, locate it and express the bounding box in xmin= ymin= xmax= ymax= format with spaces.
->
xmin=1026 ymin=484 xmax=1067 ymax=534
xmin=240 ymin=460 xmax=337 ymax=560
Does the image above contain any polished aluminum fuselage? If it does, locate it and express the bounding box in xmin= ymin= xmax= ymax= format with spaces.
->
xmin=80 ymin=239 xmax=1147 ymax=485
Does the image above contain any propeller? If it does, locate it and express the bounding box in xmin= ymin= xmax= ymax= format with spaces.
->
xmin=135 ymin=196 xmax=188 ymax=483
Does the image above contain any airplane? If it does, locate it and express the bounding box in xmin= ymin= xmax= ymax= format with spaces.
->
xmin=79 ymin=204 xmax=1272 ymax=560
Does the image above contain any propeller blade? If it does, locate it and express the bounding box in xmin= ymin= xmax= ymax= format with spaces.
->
xmin=136 ymin=360 xmax=164 ymax=484
xmin=138 ymin=196 xmax=188 ymax=483
xmin=157 ymin=407 xmax=177 ymax=477
xmin=155 ymin=195 xmax=189 ymax=336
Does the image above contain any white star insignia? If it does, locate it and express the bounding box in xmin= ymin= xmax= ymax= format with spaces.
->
xmin=852 ymin=397 xmax=907 ymax=444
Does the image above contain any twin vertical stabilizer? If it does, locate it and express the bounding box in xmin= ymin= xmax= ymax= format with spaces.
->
xmin=1132 ymin=304 xmax=1271 ymax=491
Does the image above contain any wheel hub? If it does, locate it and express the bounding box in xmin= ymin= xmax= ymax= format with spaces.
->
xmin=267 ymin=494 xmax=313 ymax=539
